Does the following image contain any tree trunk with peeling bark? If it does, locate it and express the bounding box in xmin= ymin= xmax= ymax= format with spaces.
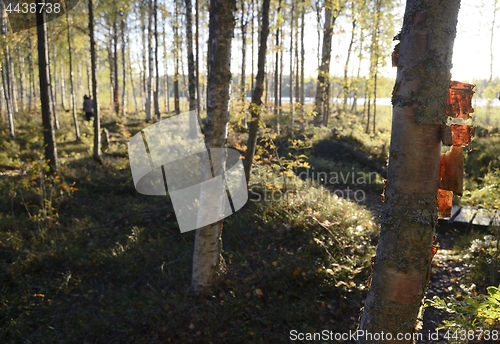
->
xmin=191 ymin=0 xmax=236 ymax=296
xmin=357 ymin=1 xmax=461 ymax=341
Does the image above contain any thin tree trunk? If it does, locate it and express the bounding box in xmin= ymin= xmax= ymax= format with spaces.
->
xmin=372 ymin=0 xmax=381 ymax=134
xmin=18 ymin=49 xmax=26 ymax=112
xmin=365 ymin=97 xmax=371 ymax=133
xmin=1 ymin=0 xmax=14 ymax=138
xmin=294 ymin=1 xmax=299 ymax=103
xmin=121 ymin=15 xmax=127 ymax=117
xmin=489 ymin=0 xmax=498 ymax=85
xmin=191 ymin=0 xmax=236 ymax=296
xmin=36 ymin=1 xmax=58 ymax=172
xmin=163 ymin=17 xmax=170 ymax=113
xmin=185 ymin=0 xmax=196 ymax=113
xmin=185 ymin=0 xmax=197 ymax=139
xmin=127 ymin=41 xmax=139 ymax=115
xmin=351 ymin=29 xmax=363 ymax=113
xmin=173 ymin=0 xmax=181 ymax=115
xmin=49 ymin=20 xmax=58 ymax=129
xmin=141 ymin=10 xmax=147 ymax=112
xmin=343 ymin=3 xmax=356 ymax=112
xmin=145 ymin=0 xmax=153 ymax=121
xmin=315 ymin=0 xmax=321 ymax=68
xmin=278 ymin=26 xmax=283 ymax=133
xmin=65 ymin=4 xmax=81 ymax=141
xmin=76 ymin=59 xmax=82 ymax=98
xmin=60 ymin=63 xmax=68 ymax=112
xmin=1 ymin=56 xmax=15 ymax=138
xmin=195 ymin=0 xmax=200 ymax=116
xmin=357 ymin=1 xmax=461 ymax=340
xmin=179 ymin=20 xmax=188 ymax=112
xmin=27 ymin=35 xmax=35 ymax=111
xmin=313 ymin=6 xmax=336 ymax=127
xmin=153 ymin=0 xmax=160 ymax=119
xmin=486 ymin=0 xmax=498 ymax=124
xmin=107 ymin=45 xmax=114 ymax=111
xmin=8 ymin=45 xmax=18 ymax=115
xmin=113 ymin=19 xmax=120 ymax=116
xmin=289 ymin=0 xmax=294 ymax=133
xmin=251 ymin=0 xmax=255 ymax=90
xmin=88 ymin=0 xmax=101 ymax=162
xmin=86 ymin=58 xmax=91 ymax=95
xmin=365 ymin=0 xmax=380 ymax=134
xmin=273 ymin=0 xmax=281 ymax=120
xmin=300 ymin=0 xmax=305 ymax=131
xmin=323 ymin=76 xmax=330 ymax=126
xmin=240 ymin=1 xmax=247 ymax=128
xmin=244 ymin=0 xmax=270 ymax=184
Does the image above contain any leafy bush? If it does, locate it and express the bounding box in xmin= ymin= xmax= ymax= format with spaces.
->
xmin=463 ymin=234 xmax=500 ymax=289
xmin=426 ymin=286 xmax=500 ymax=343
xmin=12 ymin=160 xmax=77 ymax=229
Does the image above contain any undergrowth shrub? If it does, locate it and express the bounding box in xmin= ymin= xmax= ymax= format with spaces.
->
xmin=14 ymin=160 xmax=77 ymax=229
xmin=426 ymin=286 xmax=500 ymax=343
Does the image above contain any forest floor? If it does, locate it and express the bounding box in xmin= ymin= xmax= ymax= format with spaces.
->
xmin=418 ymin=228 xmax=469 ymax=343
xmin=1 ymin=106 xmax=499 ymax=342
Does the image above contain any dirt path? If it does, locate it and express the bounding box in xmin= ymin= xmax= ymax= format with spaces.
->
xmin=417 ymin=230 xmax=468 ymax=343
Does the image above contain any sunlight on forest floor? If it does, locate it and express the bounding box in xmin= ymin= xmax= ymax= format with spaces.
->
xmin=0 ymin=102 xmax=499 ymax=342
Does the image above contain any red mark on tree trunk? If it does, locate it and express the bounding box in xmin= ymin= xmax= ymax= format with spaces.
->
xmin=447 ymin=81 xmax=475 ymax=120
xmin=438 ymin=145 xmax=464 ymax=196
xmin=437 ymin=189 xmax=453 ymax=218
xmin=451 ymin=124 xmax=474 ymax=149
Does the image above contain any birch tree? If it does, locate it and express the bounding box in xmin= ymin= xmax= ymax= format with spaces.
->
xmin=357 ymin=0 xmax=461 ymax=340
xmin=153 ymin=0 xmax=160 ymax=119
xmin=65 ymin=2 xmax=81 ymax=141
xmin=37 ymin=0 xmax=58 ymax=173
xmin=313 ymin=0 xmax=342 ymax=127
xmin=1 ymin=0 xmax=15 ymax=138
xmin=88 ymin=0 xmax=101 ymax=162
xmin=173 ymin=0 xmax=181 ymax=115
xmin=145 ymin=0 xmax=154 ymax=121
xmin=185 ymin=0 xmax=196 ymax=112
xmin=191 ymin=0 xmax=236 ymax=295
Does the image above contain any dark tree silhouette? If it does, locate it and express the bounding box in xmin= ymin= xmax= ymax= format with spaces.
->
xmin=36 ymin=1 xmax=58 ymax=172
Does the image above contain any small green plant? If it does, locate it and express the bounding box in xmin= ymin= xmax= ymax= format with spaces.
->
xmin=463 ymin=169 xmax=500 ymax=210
xmin=426 ymin=285 xmax=500 ymax=336
xmin=17 ymin=160 xmax=77 ymax=229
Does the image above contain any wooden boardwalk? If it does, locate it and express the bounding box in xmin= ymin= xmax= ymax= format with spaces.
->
xmin=447 ymin=205 xmax=500 ymax=227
